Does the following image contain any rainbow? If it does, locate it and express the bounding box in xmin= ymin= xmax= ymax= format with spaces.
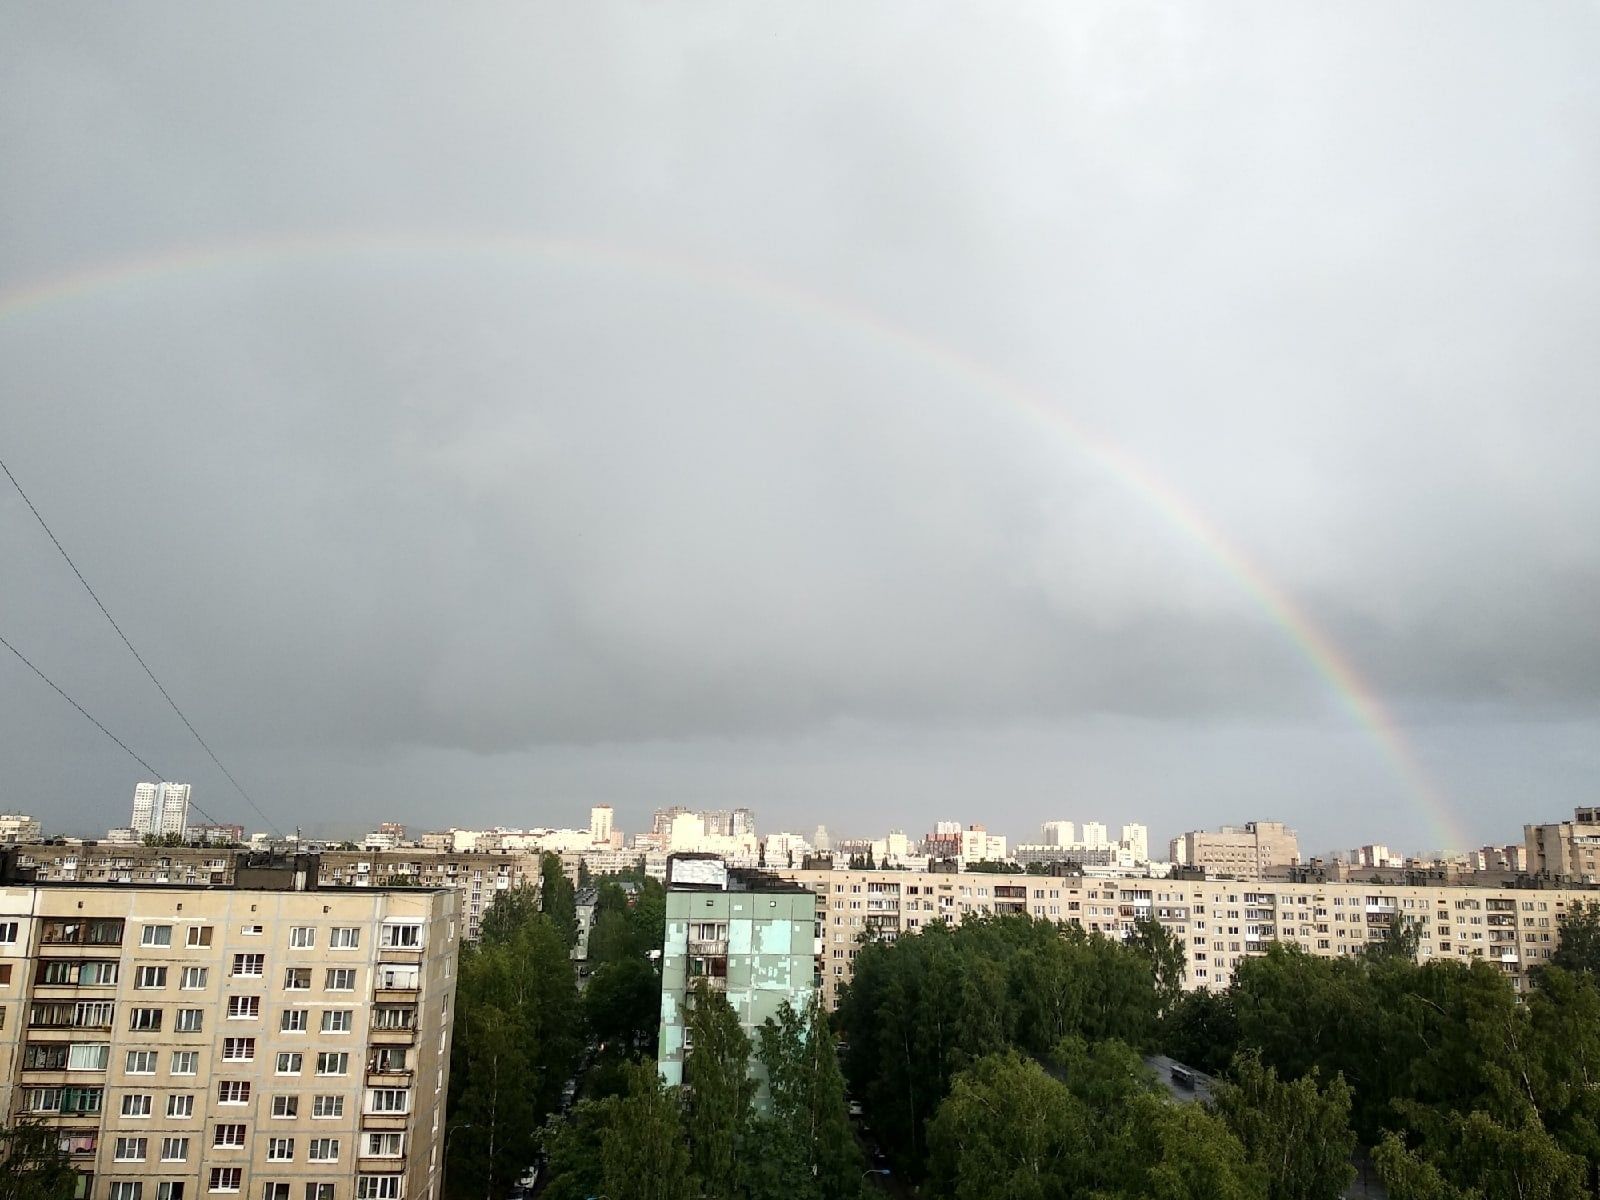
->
xmin=0 ymin=230 xmax=1466 ymax=851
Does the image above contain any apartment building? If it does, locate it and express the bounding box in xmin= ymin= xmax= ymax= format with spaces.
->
xmin=781 ymin=865 xmax=1591 ymax=1010
xmin=1168 ymin=821 xmax=1300 ymax=876
xmin=0 ymin=813 xmax=44 ymax=844
xmin=1525 ymin=808 xmax=1600 ymax=882
xmin=0 ymin=858 xmax=459 ymax=1200
xmin=657 ymin=857 xmax=818 ymax=1104
xmin=17 ymin=846 xmax=539 ymax=943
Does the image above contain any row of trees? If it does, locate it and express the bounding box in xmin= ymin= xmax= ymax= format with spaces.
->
xmin=542 ymin=982 xmax=865 ymax=1200
xmin=446 ymin=855 xmax=673 ymax=1198
xmin=837 ymin=904 xmax=1600 ymax=1200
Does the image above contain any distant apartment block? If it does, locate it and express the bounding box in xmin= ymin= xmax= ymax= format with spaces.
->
xmin=0 ymin=855 xmax=459 ymax=1200
xmin=1525 ymin=809 xmax=1600 ymax=882
xmin=129 ymin=783 xmax=192 ymax=840
xmin=657 ymin=856 xmax=818 ymax=1104
xmin=1168 ymin=821 xmax=1300 ymax=877
xmin=779 ymin=864 xmax=1585 ymax=1010
xmin=0 ymin=813 xmax=43 ymax=844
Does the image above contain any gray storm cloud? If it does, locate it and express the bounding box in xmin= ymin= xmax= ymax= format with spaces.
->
xmin=2 ymin=2 xmax=1596 ymax=851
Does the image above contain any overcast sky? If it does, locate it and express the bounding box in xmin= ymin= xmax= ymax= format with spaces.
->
xmin=2 ymin=4 xmax=1596 ymax=854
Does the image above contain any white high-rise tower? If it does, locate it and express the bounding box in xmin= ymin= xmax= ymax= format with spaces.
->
xmin=590 ymin=804 xmax=614 ymax=846
xmin=130 ymin=781 xmax=191 ymax=838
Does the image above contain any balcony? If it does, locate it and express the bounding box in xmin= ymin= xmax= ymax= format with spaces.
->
xmin=369 ymin=1026 xmax=417 ymax=1046
xmin=360 ymin=1112 xmax=410 ymax=1132
xmin=366 ymin=1067 xmax=413 ymax=1087
xmin=373 ymin=986 xmax=420 ymax=1004
xmin=687 ymin=939 xmax=728 ymax=957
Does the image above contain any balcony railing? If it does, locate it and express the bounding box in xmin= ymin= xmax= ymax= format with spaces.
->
xmin=687 ymin=939 xmax=728 ymax=956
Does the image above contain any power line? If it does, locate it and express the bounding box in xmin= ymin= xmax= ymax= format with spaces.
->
xmin=1 ymin=455 xmax=283 ymax=835
xmin=0 ymin=630 xmax=225 ymax=828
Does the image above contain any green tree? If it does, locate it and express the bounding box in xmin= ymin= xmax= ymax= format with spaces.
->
xmin=927 ymin=1052 xmax=1084 ymax=1200
xmin=0 ymin=1120 xmax=78 ymax=1200
xmin=1164 ymin=987 xmax=1241 ymax=1076
xmin=1210 ymin=1051 xmax=1356 ymax=1200
xmin=540 ymin=853 xmax=579 ymax=948
xmin=630 ymin=876 xmax=668 ymax=968
xmin=683 ymin=980 xmax=756 ymax=1200
xmin=756 ymin=995 xmax=864 ymax=1197
xmin=584 ymin=956 xmax=661 ymax=1056
xmin=477 ymin=882 xmax=541 ymax=946
xmin=599 ymin=1064 xmax=700 ymax=1200
xmin=1129 ymin=913 xmax=1188 ymax=1018
xmin=1551 ymin=899 xmax=1600 ymax=980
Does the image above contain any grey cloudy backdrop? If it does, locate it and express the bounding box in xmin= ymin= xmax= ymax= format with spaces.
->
xmin=2 ymin=4 xmax=1596 ymax=853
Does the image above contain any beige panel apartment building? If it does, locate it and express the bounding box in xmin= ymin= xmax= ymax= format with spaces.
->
xmin=0 ymin=859 xmax=458 ymax=1200
xmin=1168 ymin=821 xmax=1300 ymax=876
xmin=18 ymin=845 xmax=538 ymax=943
xmin=781 ymin=865 xmax=1584 ymax=1009
xmin=1525 ymin=808 xmax=1600 ymax=882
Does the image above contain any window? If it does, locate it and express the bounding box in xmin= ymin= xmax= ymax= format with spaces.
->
xmin=365 ymin=1133 xmax=404 ymax=1157
xmin=289 ymin=927 xmax=316 ymax=949
xmin=308 ymin=1138 xmax=340 ymax=1161
xmin=167 ymin=1093 xmax=194 ymax=1118
xmin=355 ymin=1176 xmax=399 ymax=1200
xmin=171 ymin=1051 xmax=198 ymax=1075
xmin=264 ymin=1187 xmax=290 ymax=1200
xmin=222 ymin=1038 xmax=256 ymax=1062
xmin=186 ymin=925 xmax=213 ymax=947
xmin=311 ymin=1095 xmax=343 ymax=1119
xmin=380 ymin=923 xmax=422 ymax=949
xmin=161 ymin=1136 xmax=190 ymax=1162
xmin=180 ymin=966 xmax=208 ymax=989
xmin=111 ymin=1185 xmax=143 ymax=1200
xmin=241 ymin=924 xmax=264 ymax=936
xmin=306 ymin=1187 xmax=334 ymax=1200
xmin=321 ymin=1010 xmax=352 ymax=1033
xmin=325 ymin=969 xmax=356 ymax=991
xmin=284 ymin=968 xmax=311 ymax=990
xmin=271 ymin=1095 xmax=299 ymax=1119
xmin=316 ymin=1052 xmax=349 ymax=1076
xmin=175 ymin=1008 xmax=204 ymax=1032
xmin=141 ymin=925 xmax=173 ymax=947
xmin=129 ymin=1008 xmax=162 ymax=1031
xmin=158 ymin=1185 xmax=184 ymax=1200
xmin=232 ymin=954 xmax=264 ymax=977
xmin=218 ymin=1081 xmax=251 ymax=1105
xmin=114 ymin=1136 xmax=148 ymax=1161
xmin=122 ymin=1093 xmax=153 ymax=1117
xmin=67 ymin=1042 xmax=109 ymax=1070
xmin=281 ymin=1009 xmax=308 ymax=1032
xmin=329 ymin=927 xmax=360 ymax=949
xmin=369 ymin=1047 xmax=406 ymax=1073
xmin=375 ymin=964 xmax=417 ymax=989
xmin=213 ymin=1124 xmax=247 ymax=1148
xmin=227 ymin=996 xmax=260 ymax=1019
xmin=126 ymin=1050 xmax=158 ymax=1074
xmin=367 ymin=1089 xmax=408 ymax=1114
xmin=209 ymin=1169 xmax=242 ymax=1193
xmin=276 ymin=1052 xmax=303 ymax=1075
xmin=0 ymin=921 xmax=16 ymax=943
xmin=135 ymin=966 xmax=167 ymax=989
xmin=267 ymin=1137 xmax=294 ymax=1161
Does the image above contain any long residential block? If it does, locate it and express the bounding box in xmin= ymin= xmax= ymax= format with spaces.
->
xmin=0 ymin=857 xmax=459 ymax=1200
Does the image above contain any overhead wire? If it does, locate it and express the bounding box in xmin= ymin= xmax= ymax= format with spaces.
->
xmin=1 ymin=454 xmax=282 ymax=835
xmin=0 ymin=630 xmax=226 ymax=828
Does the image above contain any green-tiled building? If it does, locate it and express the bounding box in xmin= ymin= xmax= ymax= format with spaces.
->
xmin=657 ymin=855 xmax=819 ymax=1103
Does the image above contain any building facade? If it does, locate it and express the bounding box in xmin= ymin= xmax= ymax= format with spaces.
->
xmin=0 ymin=813 xmax=44 ymax=844
xmin=1525 ymin=809 xmax=1600 ymax=882
xmin=656 ymin=858 xmax=818 ymax=1103
xmin=1168 ymin=821 xmax=1300 ymax=876
xmin=0 ymin=861 xmax=459 ymax=1200
xmin=779 ymin=864 xmax=1589 ymax=1010
xmin=129 ymin=784 xmax=192 ymax=840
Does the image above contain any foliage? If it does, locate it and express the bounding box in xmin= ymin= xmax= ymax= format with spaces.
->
xmin=599 ymin=1064 xmax=700 ymax=1200
xmin=0 ymin=1121 xmax=78 ymax=1200
xmin=475 ymin=882 xmax=541 ymax=946
xmin=1128 ymin=913 xmax=1188 ymax=1016
xmin=584 ymin=955 xmax=661 ymax=1057
xmin=838 ymin=914 xmax=1159 ymax=1179
xmin=925 ymin=1046 xmax=1266 ymax=1200
xmin=1163 ymin=986 xmax=1240 ymax=1076
xmin=540 ymin=851 xmax=579 ymax=948
xmin=1210 ymin=1051 xmax=1356 ymax=1200
xmin=445 ymin=899 xmax=580 ymax=1199
xmin=683 ymin=980 xmax=757 ymax=1200
xmin=1551 ymin=899 xmax=1600 ymax=980
xmin=755 ymin=995 xmax=864 ymax=1196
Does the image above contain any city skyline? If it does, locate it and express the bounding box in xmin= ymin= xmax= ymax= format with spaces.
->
xmin=4 ymin=5 xmax=1597 ymax=855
